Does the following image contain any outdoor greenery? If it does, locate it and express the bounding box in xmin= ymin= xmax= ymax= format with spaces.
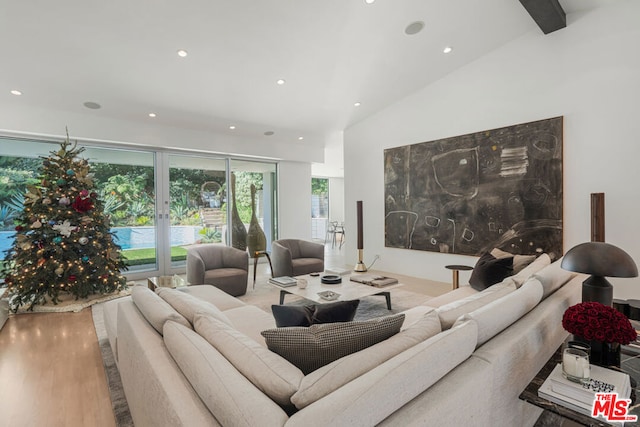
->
xmin=123 ymin=246 xmax=188 ymax=266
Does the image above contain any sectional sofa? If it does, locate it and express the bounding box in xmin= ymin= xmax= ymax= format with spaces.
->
xmin=102 ymin=254 xmax=582 ymax=426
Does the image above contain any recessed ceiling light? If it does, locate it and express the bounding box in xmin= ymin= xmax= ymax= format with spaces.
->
xmin=354 ymin=102 xmax=361 ymax=107
xmin=177 ymin=49 xmax=188 ymax=57
xmin=276 ymin=79 xmax=286 ymax=85
xmin=443 ymin=46 xmax=453 ymax=54
xmin=83 ymin=101 xmax=101 ymax=109
xmin=365 ymin=0 xmax=375 ymax=3
xmin=264 ymin=131 xmax=275 ymax=136
xmin=298 ymin=136 xmax=304 ymax=141
xmin=229 ymin=125 xmax=236 ymax=130
xmin=405 ymin=21 xmax=425 ymax=36
xmin=148 ymin=113 xmax=157 ymax=118
xmin=10 ymin=89 xmax=22 ymax=96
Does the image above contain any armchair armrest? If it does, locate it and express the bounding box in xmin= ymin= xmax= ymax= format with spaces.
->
xmin=223 ymin=247 xmax=249 ymax=271
xmin=186 ymin=251 xmax=206 ymax=284
xmin=271 ymin=242 xmax=293 ymax=277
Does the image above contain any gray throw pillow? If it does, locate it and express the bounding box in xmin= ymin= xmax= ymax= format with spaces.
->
xmin=261 ymin=314 xmax=405 ymax=374
xmin=271 ymin=300 xmax=360 ymax=327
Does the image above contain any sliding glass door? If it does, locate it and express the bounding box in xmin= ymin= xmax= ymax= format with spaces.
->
xmin=0 ymin=136 xmax=278 ymax=281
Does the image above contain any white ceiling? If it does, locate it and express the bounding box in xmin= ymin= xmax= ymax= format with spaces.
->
xmin=0 ymin=0 xmax=612 ymax=160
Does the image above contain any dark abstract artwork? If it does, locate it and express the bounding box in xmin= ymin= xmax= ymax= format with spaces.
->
xmin=384 ymin=117 xmax=563 ymax=257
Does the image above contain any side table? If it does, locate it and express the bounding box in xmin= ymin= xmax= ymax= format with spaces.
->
xmin=445 ymin=265 xmax=473 ymax=289
xmin=253 ymin=250 xmax=274 ymax=288
xmin=519 ymin=339 xmax=640 ymax=426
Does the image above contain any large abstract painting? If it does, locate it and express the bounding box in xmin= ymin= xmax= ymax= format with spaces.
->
xmin=384 ymin=117 xmax=563 ymax=257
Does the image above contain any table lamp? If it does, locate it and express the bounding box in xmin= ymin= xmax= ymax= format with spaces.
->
xmin=561 ymin=242 xmax=638 ymax=307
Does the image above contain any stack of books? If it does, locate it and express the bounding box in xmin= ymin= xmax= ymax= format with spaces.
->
xmin=538 ymin=363 xmax=631 ymax=417
xmin=269 ymin=276 xmax=297 ymax=287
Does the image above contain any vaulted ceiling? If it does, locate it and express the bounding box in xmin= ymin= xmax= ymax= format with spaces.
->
xmin=0 ymin=0 xmax=612 ymax=152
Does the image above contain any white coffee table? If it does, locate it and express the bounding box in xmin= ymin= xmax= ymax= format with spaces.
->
xmin=270 ymin=273 xmax=403 ymax=310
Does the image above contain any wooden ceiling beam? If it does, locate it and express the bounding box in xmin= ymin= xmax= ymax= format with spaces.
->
xmin=519 ymin=0 xmax=566 ymax=34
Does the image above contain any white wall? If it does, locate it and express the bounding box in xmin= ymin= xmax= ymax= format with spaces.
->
xmin=278 ymin=161 xmax=313 ymax=240
xmin=344 ymin=2 xmax=640 ymax=299
xmin=329 ymin=177 xmax=345 ymax=223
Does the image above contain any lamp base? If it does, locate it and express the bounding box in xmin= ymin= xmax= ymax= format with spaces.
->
xmin=354 ymin=261 xmax=368 ymax=272
xmin=582 ymin=275 xmax=613 ymax=307
xmin=354 ymin=249 xmax=367 ymax=272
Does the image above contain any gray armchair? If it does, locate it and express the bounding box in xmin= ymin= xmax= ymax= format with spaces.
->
xmin=271 ymin=239 xmax=324 ymax=278
xmin=186 ymin=244 xmax=249 ymax=296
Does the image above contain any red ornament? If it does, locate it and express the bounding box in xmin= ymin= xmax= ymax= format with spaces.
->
xmin=15 ymin=225 xmax=23 ymax=231
xmin=68 ymin=275 xmax=77 ymax=281
xmin=90 ymin=192 xmax=98 ymax=198
xmin=71 ymin=195 xmax=94 ymax=213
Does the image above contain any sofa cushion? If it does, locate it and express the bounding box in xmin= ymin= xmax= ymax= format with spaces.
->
xmin=532 ymin=258 xmax=575 ymax=299
xmin=490 ymin=248 xmax=537 ymax=274
xmin=271 ymin=300 xmax=360 ymax=327
xmin=291 ymin=310 xmax=441 ymax=409
xmin=261 ymin=314 xmax=405 ymax=374
xmin=179 ymin=284 xmax=246 ymax=311
xmin=224 ymin=305 xmax=277 ymax=346
xmin=131 ymin=285 xmax=190 ymax=334
xmin=163 ymin=321 xmax=288 ymax=426
xmin=455 ymin=278 xmax=544 ymax=347
xmin=156 ymin=287 xmax=232 ymax=327
xmin=511 ymin=253 xmax=551 ymax=287
xmin=469 ymin=252 xmax=514 ymax=291
xmin=436 ymin=280 xmax=516 ymax=330
xmin=194 ymin=312 xmax=304 ymax=406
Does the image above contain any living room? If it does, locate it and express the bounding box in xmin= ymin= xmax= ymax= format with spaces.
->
xmin=1 ymin=1 xmax=639 ymax=426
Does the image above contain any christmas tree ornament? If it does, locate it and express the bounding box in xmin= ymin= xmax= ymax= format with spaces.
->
xmin=37 ymin=258 xmax=46 ymax=267
xmin=31 ymin=220 xmax=42 ymax=229
xmin=56 ymin=178 xmax=67 ymax=186
xmin=79 ymin=237 xmax=89 ymax=245
xmin=81 ymin=216 xmax=92 ymax=224
xmin=55 ymin=267 xmax=64 ymax=276
xmin=72 ymin=195 xmax=93 ymax=212
xmin=53 ymin=237 xmax=63 ymax=244
xmin=53 ymin=220 xmax=76 ymax=237
xmin=42 ymin=197 xmax=51 ymax=205
xmin=20 ymin=242 xmax=32 ymax=250
xmin=68 ymin=275 xmax=77 ymax=281
xmin=15 ymin=225 xmax=23 ymax=231
xmin=66 ymin=169 xmax=76 ymax=176
xmin=79 ymin=189 xmax=89 ymax=198
xmin=90 ymin=192 xmax=97 ymax=198
xmin=82 ymin=256 xmax=89 ymax=262
xmin=48 ymin=220 xmax=56 ymax=226
xmin=58 ymin=197 xmax=70 ymax=205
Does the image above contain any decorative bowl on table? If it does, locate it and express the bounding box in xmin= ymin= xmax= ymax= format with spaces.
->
xmin=320 ymin=275 xmax=342 ymax=284
xmin=318 ymin=290 xmax=340 ymax=301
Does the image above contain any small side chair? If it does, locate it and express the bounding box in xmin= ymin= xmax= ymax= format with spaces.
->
xmin=271 ymin=239 xmax=324 ymax=278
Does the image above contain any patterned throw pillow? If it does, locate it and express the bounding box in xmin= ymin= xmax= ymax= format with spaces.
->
xmin=261 ymin=314 xmax=405 ymax=374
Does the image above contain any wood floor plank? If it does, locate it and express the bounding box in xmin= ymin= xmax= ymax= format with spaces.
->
xmin=0 ymin=309 xmax=116 ymax=427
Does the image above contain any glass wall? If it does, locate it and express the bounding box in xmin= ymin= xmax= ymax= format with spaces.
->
xmin=0 ymin=136 xmax=278 ymax=279
xmin=311 ymin=177 xmax=329 ymax=240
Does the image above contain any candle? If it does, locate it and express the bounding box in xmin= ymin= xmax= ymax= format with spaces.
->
xmin=562 ymin=348 xmax=590 ymax=382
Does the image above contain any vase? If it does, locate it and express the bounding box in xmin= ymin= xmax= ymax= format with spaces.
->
xmin=573 ymin=335 xmax=621 ymax=368
xmin=230 ymin=173 xmax=247 ymax=251
xmin=246 ymin=184 xmax=266 ymax=258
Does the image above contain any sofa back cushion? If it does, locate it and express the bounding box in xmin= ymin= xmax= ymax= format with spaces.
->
xmin=261 ymin=314 xmax=405 ymax=374
xmin=131 ymin=285 xmax=190 ymax=334
xmin=163 ymin=321 xmax=288 ymax=426
xmin=510 ymin=253 xmax=551 ymax=287
xmin=291 ymin=310 xmax=441 ymax=409
xmin=155 ymin=287 xmax=232 ymax=327
xmin=455 ymin=278 xmax=544 ymax=347
xmin=194 ymin=312 xmax=303 ymax=406
xmin=271 ymin=300 xmax=360 ymax=327
xmin=532 ymin=258 xmax=576 ymax=299
xmin=436 ymin=280 xmax=516 ymax=330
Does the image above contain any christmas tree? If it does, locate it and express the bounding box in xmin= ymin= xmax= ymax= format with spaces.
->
xmin=1 ymin=136 xmax=128 ymax=311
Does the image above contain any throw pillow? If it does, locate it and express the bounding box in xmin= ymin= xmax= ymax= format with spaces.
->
xmin=469 ymin=252 xmax=514 ymax=291
xmin=261 ymin=314 xmax=405 ymax=374
xmin=270 ymin=300 xmax=360 ymax=327
xmin=490 ymin=247 xmax=536 ymax=274
xmin=156 ymin=287 xmax=233 ymax=327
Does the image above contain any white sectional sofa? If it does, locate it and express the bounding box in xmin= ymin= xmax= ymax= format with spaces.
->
xmin=103 ymin=254 xmax=582 ymax=426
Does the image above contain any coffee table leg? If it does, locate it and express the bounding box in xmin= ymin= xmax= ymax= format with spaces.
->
xmin=280 ymin=290 xmax=288 ymax=305
xmin=375 ymin=291 xmax=392 ymax=310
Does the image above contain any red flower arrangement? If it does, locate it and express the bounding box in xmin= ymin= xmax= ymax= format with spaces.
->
xmin=562 ymin=301 xmax=637 ymax=344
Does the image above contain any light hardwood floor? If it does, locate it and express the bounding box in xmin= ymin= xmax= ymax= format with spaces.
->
xmin=0 ymin=243 xmax=450 ymax=427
